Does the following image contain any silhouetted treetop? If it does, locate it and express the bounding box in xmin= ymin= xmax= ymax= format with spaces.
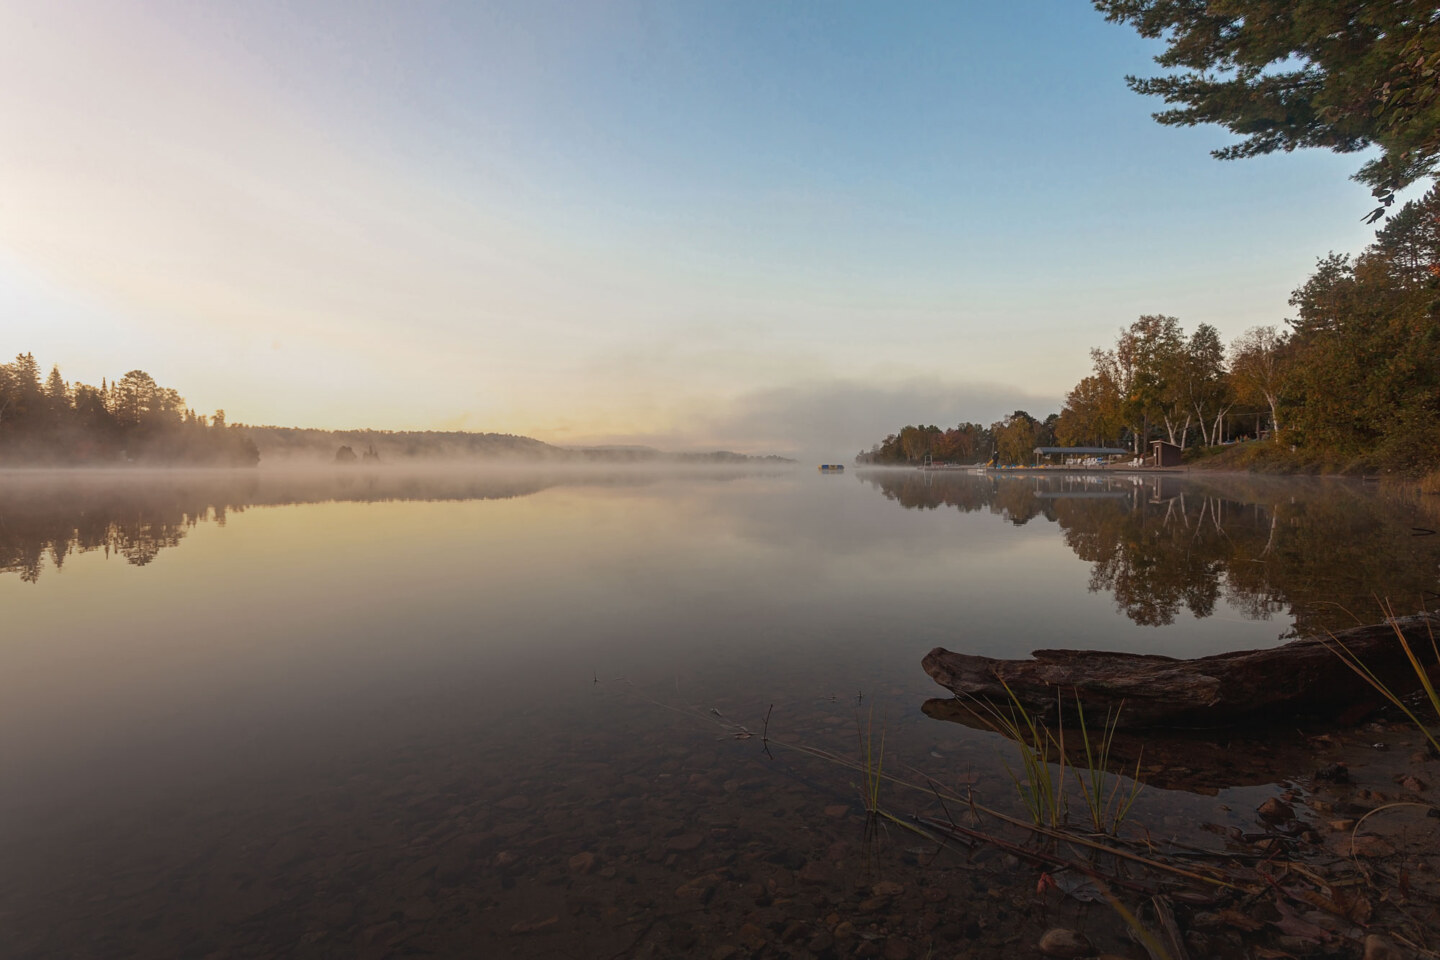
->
xmin=0 ymin=354 xmax=259 ymax=466
xmin=1095 ymin=0 xmax=1440 ymax=217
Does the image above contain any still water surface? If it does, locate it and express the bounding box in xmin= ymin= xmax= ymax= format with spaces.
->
xmin=2 ymin=467 xmax=1436 ymax=958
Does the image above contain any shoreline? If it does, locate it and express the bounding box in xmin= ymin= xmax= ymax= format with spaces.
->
xmin=853 ymin=461 xmax=1402 ymax=483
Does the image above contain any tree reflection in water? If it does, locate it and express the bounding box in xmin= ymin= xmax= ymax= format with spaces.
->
xmin=0 ymin=481 xmax=235 ymax=582
xmin=0 ymin=471 xmax=561 ymax=583
xmin=863 ymin=470 xmax=1440 ymax=634
xmin=7 ymin=468 xmax=1438 ymax=639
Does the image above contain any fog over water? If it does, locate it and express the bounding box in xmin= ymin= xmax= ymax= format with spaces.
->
xmin=2 ymin=466 xmax=1437 ymax=957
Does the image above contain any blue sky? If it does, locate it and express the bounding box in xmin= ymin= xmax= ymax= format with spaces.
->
xmin=0 ymin=1 xmax=1410 ymax=457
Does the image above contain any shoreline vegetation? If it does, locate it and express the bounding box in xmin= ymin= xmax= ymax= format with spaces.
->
xmin=0 ymin=357 xmax=792 ymax=469
xmin=0 ymin=362 xmax=260 ymax=467
xmin=859 ymin=184 xmax=1440 ymax=485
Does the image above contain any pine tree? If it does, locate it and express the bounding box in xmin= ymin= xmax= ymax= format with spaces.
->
xmin=1095 ymin=0 xmax=1440 ymax=217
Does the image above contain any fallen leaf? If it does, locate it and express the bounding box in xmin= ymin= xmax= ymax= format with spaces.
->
xmin=1339 ymin=891 xmax=1373 ymax=925
xmin=1216 ymin=908 xmax=1265 ymax=932
xmin=1050 ymin=872 xmax=1104 ymax=903
xmin=1271 ymin=897 xmax=1334 ymax=943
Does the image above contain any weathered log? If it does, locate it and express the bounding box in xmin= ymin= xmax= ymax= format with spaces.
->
xmin=922 ymin=697 xmax=1325 ymax=792
xmin=922 ymin=612 xmax=1440 ymax=729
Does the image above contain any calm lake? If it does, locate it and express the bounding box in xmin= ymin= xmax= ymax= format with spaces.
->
xmin=2 ymin=466 xmax=1437 ymax=958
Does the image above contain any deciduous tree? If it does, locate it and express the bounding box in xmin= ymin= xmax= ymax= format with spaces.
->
xmin=1182 ymin=323 xmax=1232 ymax=446
xmin=1056 ymin=372 xmax=1125 ymax=447
xmin=1229 ymin=326 xmax=1293 ymax=440
xmin=992 ymin=411 xmax=1040 ymax=465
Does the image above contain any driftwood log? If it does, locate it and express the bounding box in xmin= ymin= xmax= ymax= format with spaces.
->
xmin=922 ymin=612 xmax=1440 ymax=729
xmin=922 ymin=696 xmax=1323 ymax=792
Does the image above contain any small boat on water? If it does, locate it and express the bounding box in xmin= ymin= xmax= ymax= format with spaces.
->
xmin=818 ymin=464 xmax=845 ymax=473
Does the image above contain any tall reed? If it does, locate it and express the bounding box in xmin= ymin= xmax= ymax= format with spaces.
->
xmin=858 ymin=706 xmax=886 ymax=815
xmin=966 ymin=685 xmax=1142 ymax=833
xmin=1070 ymin=695 xmax=1144 ymax=835
xmin=965 ymin=683 xmax=1068 ymax=828
xmin=1322 ymin=601 xmax=1440 ymax=756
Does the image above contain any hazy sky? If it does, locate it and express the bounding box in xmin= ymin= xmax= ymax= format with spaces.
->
xmin=0 ymin=1 xmax=1410 ymax=457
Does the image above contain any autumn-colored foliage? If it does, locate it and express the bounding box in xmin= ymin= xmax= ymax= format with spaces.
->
xmin=862 ymin=184 xmax=1440 ymax=477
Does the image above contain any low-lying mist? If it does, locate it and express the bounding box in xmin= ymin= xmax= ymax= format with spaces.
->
xmin=236 ymin=424 xmax=797 ymax=468
xmin=0 ymin=460 xmax=801 ymax=583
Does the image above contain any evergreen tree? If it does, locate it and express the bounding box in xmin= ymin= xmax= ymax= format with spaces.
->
xmin=1095 ymin=0 xmax=1440 ymax=217
xmin=1283 ymin=183 xmax=1440 ymax=470
xmin=0 ymin=355 xmax=260 ymax=466
xmin=44 ymin=365 xmax=69 ymax=421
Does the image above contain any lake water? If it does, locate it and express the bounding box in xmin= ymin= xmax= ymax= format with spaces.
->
xmin=2 ymin=466 xmax=1437 ymax=958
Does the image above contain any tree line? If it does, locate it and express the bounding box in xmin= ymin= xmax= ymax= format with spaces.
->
xmin=1058 ymin=184 xmax=1440 ymax=473
xmin=857 ymin=414 xmax=1061 ymax=467
xmin=861 ymin=1 xmax=1440 ymax=473
xmin=860 ymin=184 xmax=1440 ymax=474
xmin=0 ymin=357 xmax=260 ymax=466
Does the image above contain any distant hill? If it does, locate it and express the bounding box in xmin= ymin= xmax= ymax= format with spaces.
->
xmin=564 ymin=445 xmax=795 ymax=465
xmin=240 ymin=425 xmax=794 ymax=465
xmin=240 ymin=426 xmax=559 ymax=462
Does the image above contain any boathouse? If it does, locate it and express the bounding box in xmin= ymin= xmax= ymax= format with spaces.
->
xmin=1031 ymin=446 xmax=1130 ymax=467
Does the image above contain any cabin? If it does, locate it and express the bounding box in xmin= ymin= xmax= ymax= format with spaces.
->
xmin=1150 ymin=440 xmax=1183 ymax=468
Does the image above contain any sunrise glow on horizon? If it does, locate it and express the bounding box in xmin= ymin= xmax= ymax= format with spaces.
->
xmin=0 ymin=1 xmax=1406 ymax=458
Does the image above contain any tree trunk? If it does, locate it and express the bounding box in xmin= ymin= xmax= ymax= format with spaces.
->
xmin=922 ymin=612 xmax=1440 ymax=729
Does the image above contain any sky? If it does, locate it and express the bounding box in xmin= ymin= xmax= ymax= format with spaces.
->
xmin=0 ymin=1 xmax=1417 ymax=459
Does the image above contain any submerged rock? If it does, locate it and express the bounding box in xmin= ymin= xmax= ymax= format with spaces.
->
xmin=1257 ymin=797 xmax=1295 ymax=822
xmin=1363 ymin=934 xmax=1405 ymax=960
xmin=1038 ymin=927 xmax=1092 ymax=958
xmin=665 ymin=832 xmax=704 ymax=852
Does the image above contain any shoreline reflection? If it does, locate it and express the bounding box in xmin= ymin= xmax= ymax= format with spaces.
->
xmin=861 ymin=469 xmax=1440 ymax=633
xmin=0 ymin=467 xmax=780 ymax=582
